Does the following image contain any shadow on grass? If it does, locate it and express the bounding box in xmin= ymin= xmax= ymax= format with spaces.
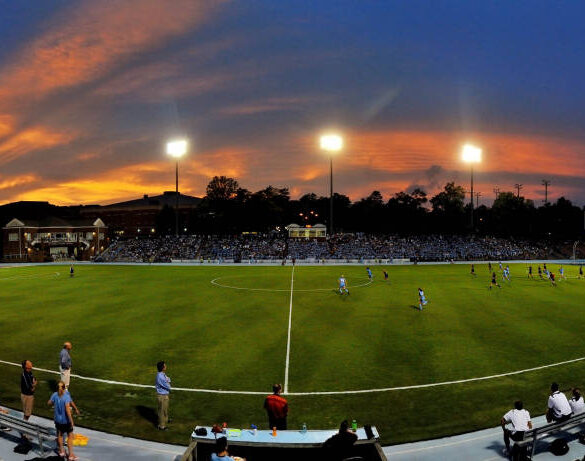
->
xmin=46 ymin=379 xmax=58 ymax=392
xmin=409 ymin=305 xmax=422 ymax=311
xmin=135 ymin=405 xmax=158 ymax=427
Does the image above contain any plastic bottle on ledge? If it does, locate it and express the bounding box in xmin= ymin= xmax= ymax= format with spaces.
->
xmin=351 ymin=419 xmax=357 ymax=432
xmin=272 ymin=426 xmax=277 ymax=437
xmin=301 ymin=423 xmax=307 ymax=434
xmin=251 ymin=424 xmax=257 ymax=436
xmin=223 ymin=422 xmax=228 ymax=434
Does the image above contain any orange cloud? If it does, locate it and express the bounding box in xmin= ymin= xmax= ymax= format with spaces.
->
xmin=0 ymin=174 xmax=39 ymax=191
xmin=320 ymin=130 xmax=585 ymax=178
xmin=0 ymin=0 xmax=224 ymax=102
xmin=0 ymin=126 xmax=77 ymax=165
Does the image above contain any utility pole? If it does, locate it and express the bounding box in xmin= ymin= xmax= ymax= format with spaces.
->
xmin=514 ymin=183 xmax=523 ymax=198
xmin=493 ymin=187 xmax=500 ymax=201
xmin=475 ymin=192 xmax=482 ymax=208
xmin=542 ymin=179 xmax=551 ymax=205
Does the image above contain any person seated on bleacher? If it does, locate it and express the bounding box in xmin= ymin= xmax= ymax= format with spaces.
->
xmin=546 ymin=382 xmax=573 ymax=423
xmin=501 ymin=400 xmax=532 ymax=457
xmin=210 ymin=436 xmax=245 ymax=461
xmin=569 ymin=388 xmax=585 ymax=415
xmin=323 ymin=420 xmax=358 ymax=460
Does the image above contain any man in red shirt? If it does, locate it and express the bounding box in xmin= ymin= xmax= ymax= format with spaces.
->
xmin=264 ymin=384 xmax=288 ymax=430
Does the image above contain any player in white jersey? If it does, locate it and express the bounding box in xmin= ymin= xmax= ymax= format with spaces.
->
xmin=338 ymin=275 xmax=349 ymax=295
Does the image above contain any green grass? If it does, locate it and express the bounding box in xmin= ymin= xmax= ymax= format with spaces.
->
xmin=0 ymin=262 xmax=584 ymax=445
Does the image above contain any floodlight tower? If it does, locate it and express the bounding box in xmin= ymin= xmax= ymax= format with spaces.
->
xmin=166 ymin=139 xmax=188 ymax=236
xmin=461 ymin=144 xmax=482 ymax=229
xmin=320 ymin=134 xmax=343 ymax=236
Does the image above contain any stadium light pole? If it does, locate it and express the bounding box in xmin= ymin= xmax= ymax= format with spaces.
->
xmin=166 ymin=139 xmax=188 ymax=237
xmin=320 ymin=134 xmax=343 ymax=236
xmin=462 ymin=144 xmax=482 ymax=230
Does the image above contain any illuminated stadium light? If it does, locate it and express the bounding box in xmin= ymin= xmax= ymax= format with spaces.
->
xmin=461 ymin=144 xmax=482 ymax=229
xmin=461 ymin=144 xmax=482 ymax=163
xmin=320 ymin=134 xmax=343 ymax=152
xmin=166 ymin=139 xmax=188 ymax=158
xmin=166 ymin=138 xmax=189 ymax=236
xmin=319 ymin=133 xmax=344 ymax=235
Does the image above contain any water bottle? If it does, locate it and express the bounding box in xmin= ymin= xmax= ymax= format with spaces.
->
xmin=272 ymin=426 xmax=277 ymax=437
xmin=351 ymin=419 xmax=357 ymax=432
xmin=301 ymin=423 xmax=307 ymax=434
xmin=251 ymin=424 xmax=257 ymax=436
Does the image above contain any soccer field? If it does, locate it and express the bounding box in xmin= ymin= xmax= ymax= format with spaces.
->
xmin=0 ymin=262 xmax=583 ymax=445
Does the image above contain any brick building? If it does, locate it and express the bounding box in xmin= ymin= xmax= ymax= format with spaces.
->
xmin=2 ymin=217 xmax=107 ymax=262
xmin=80 ymin=191 xmax=201 ymax=237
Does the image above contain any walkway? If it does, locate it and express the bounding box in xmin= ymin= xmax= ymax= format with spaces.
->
xmin=2 ymin=411 xmax=585 ymax=460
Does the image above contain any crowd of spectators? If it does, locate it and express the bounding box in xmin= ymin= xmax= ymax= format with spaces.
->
xmin=99 ymin=234 xmax=286 ymax=263
xmin=98 ymin=233 xmax=550 ymax=263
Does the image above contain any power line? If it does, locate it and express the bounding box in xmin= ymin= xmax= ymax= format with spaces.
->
xmin=542 ymin=179 xmax=551 ymax=205
xmin=514 ymin=183 xmax=523 ymax=198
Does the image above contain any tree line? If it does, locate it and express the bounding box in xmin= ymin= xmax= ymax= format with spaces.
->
xmin=156 ymin=176 xmax=585 ymax=238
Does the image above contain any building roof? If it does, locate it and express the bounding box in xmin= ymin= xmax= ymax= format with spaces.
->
xmin=100 ymin=191 xmax=201 ymax=210
xmin=4 ymin=217 xmax=105 ymax=228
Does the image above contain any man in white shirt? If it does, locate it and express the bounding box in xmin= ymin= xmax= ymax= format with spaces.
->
xmin=501 ymin=400 xmax=532 ymax=457
xmin=547 ymin=382 xmax=572 ymax=423
xmin=569 ymin=388 xmax=585 ymax=415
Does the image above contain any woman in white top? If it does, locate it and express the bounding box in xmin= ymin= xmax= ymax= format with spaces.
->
xmin=570 ymin=388 xmax=585 ymax=415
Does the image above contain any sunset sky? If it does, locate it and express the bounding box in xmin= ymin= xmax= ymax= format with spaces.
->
xmin=0 ymin=0 xmax=584 ymax=206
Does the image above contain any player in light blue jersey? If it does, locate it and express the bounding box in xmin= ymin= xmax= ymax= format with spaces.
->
xmin=418 ymin=288 xmax=428 ymax=311
xmin=366 ymin=267 xmax=373 ymax=280
xmin=338 ymin=275 xmax=349 ymax=295
xmin=559 ymin=266 xmax=566 ymax=280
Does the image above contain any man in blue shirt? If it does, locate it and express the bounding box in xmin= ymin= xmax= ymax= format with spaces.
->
xmin=155 ymin=361 xmax=171 ymax=430
xmin=59 ymin=342 xmax=72 ymax=389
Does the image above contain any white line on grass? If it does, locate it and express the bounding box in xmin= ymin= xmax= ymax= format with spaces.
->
xmin=284 ymin=265 xmax=295 ymax=394
xmin=1 ymin=355 xmax=584 ymax=396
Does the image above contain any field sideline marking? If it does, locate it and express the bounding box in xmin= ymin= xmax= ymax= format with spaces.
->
xmin=1 ymin=356 xmax=584 ymax=396
xmin=211 ymin=275 xmax=372 ymax=292
xmin=284 ymin=265 xmax=295 ymax=393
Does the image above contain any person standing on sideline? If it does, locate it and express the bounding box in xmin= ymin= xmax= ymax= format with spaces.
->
xmin=21 ymin=360 xmax=36 ymax=424
xmin=69 ymin=265 xmax=74 ymax=277
xmin=546 ymin=382 xmax=572 ymax=423
xmin=59 ymin=342 xmax=72 ymax=389
xmin=264 ymin=384 xmax=288 ymax=430
xmin=501 ymin=400 xmax=532 ymax=458
xmin=48 ymin=381 xmax=78 ymax=460
xmin=155 ymin=361 xmax=171 ymax=430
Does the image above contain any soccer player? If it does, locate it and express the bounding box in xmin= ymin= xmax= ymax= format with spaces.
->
xmin=69 ymin=265 xmax=74 ymax=278
xmin=579 ymin=265 xmax=583 ymax=279
xmin=528 ymin=265 xmax=533 ymax=279
xmin=499 ymin=261 xmax=503 ymax=272
xmin=559 ymin=266 xmax=566 ymax=280
xmin=502 ymin=266 xmax=510 ymax=282
xmin=382 ymin=270 xmax=389 ymax=281
xmin=366 ymin=267 xmax=373 ymax=281
xmin=543 ymin=263 xmax=547 ymax=272
xmin=538 ymin=265 xmax=543 ymax=279
xmin=489 ymin=272 xmax=501 ymax=289
xmin=338 ymin=275 xmax=349 ymax=295
xmin=488 ymin=262 xmax=492 ymax=272
xmin=418 ymin=288 xmax=428 ymax=310
xmin=471 ymin=264 xmax=476 ymax=276
xmin=549 ymin=272 xmax=556 ymax=286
